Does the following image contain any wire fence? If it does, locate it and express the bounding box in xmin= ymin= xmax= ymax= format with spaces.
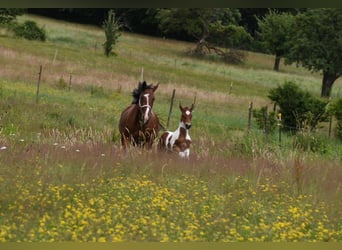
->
xmin=246 ymin=101 xmax=338 ymax=149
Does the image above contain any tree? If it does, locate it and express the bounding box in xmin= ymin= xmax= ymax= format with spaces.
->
xmin=113 ymin=8 xmax=161 ymax=36
xmin=103 ymin=9 xmax=121 ymax=57
xmin=257 ymin=9 xmax=296 ymax=71
xmin=156 ymin=8 xmax=252 ymax=63
xmin=285 ymin=8 xmax=342 ymax=98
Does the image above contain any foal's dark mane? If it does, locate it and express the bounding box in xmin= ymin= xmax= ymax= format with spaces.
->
xmin=131 ymin=81 xmax=155 ymax=104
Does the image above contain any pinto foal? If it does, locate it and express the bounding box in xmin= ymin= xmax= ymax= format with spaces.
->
xmin=158 ymin=103 xmax=194 ymax=159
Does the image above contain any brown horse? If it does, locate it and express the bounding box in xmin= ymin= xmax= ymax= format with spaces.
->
xmin=119 ymin=81 xmax=161 ymax=149
xmin=158 ymin=103 xmax=194 ymax=159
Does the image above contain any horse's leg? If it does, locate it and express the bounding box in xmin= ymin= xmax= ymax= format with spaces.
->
xmin=121 ymin=134 xmax=128 ymax=150
xmin=158 ymin=132 xmax=168 ymax=151
xmin=121 ymin=128 xmax=132 ymax=150
xmin=144 ymin=132 xmax=152 ymax=150
xmin=157 ymin=135 xmax=164 ymax=151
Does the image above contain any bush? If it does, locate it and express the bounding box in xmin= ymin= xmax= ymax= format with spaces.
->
xmin=55 ymin=77 xmax=68 ymax=90
xmin=12 ymin=20 xmax=46 ymax=41
xmin=268 ymin=81 xmax=328 ymax=132
xmin=330 ymin=98 xmax=342 ymax=140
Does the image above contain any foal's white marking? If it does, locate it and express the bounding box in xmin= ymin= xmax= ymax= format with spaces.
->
xmin=185 ymin=110 xmax=191 ymax=116
xmin=164 ymin=121 xmax=191 ymax=159
xmin=179 ymin=148 xmax=190 ymax=158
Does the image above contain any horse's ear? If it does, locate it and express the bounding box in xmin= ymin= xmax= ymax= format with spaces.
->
xmin=179 ymin=102 xmax=184 ymax=111
xmin=191 ymin=95 xmax=196 ymax=112
xmin=153 ymin=83 xmax=159 ymax=92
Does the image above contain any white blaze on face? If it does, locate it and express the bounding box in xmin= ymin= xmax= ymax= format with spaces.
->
xmin=184 ymin=110 xmax=192 ymax=128
xmin=143 ymin=94 xmax=150 ymax=123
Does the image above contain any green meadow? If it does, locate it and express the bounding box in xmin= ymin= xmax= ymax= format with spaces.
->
xmin=0 ymin=14 xmax=341 ymax=242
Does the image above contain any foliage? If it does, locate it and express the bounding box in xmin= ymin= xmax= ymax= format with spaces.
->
xmin=157 ymin=8 xmax=239 ymax=40
xmin=112 ymin=8 xmax=160 ymax=36
xmin=103 ymin=9 xmax=121 ymax=57
xmin=0 ymin=8 xmax=24 ymax=24
xmin=293 ymin=131 xmax=328 ymax=153
xmin=156 ymin=8 xmax=252 ymax=63
xmin=253 ymin=106 xmax=278 ymax=133
xmin=330 ymin=98 xmax=342 ymax=140
xmin=284 ymin=8 xmax=342 ymax=97
xmin=55 ymin=77 xmax=68 ymax=90
xmin=268 ymin=81 xmax=328 ymax=132
xmin=257 ymin=9 xmax=296 ymax=71
xmin=11 ymin=20 xmax=46 ymax=41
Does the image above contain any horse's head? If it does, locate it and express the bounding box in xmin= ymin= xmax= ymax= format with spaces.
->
xmin=180 ymin=103 xmax=194 ymax=129
xmin=137 ymin=82 xmax=159 ymax=124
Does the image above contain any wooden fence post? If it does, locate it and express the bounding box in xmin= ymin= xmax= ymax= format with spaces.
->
xmin=229 ymin=82 xmax=233 ymax=95
xmin=248 ymin=101 xmax=253 ymax=131
xmin=141 ymin=67 xmax=144 ymax=82
xmin=263 ymin=106 xmax=269 ymax=142
xmin=52 ymin=50 xmax=58 ymax=65
xmin=328 ymin=115 xmax=333 ymax=137
xmin=36 ymin=65 xmax=42 ymax=104
xmin=166 ymin=89 xmax=176 ymax=130
xmin=68 ymin=74 xmax=72 ymax=91
xmin=278 ymin=112 xmax=282 ymax=148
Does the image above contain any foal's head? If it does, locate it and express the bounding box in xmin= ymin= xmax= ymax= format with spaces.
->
xmin=132 ymin=81 xmax=159 ymax=124
xmin=180 ymin=103 xmax=194 ymax=129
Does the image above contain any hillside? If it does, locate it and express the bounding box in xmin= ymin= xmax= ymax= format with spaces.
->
xmin=2 ymin=15 xmax=342 ymax=140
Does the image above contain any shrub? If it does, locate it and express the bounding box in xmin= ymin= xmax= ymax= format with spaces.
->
xmin=12 ymin=20 xmax=46 ymax=41
xmin=268 ymin=81 xmax=328 ymax=132
xmin=55 ymin=77 xmax=68 ymax=90
xmin=330 ymin=98 xmax=342 ymax=140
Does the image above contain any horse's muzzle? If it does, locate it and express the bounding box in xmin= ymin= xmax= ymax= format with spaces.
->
xmin=185 ymin=124 xmax=192 ymax=129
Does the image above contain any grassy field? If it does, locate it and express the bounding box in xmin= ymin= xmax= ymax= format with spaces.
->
xmin=0 ymin=14 xmax=341 ymax=242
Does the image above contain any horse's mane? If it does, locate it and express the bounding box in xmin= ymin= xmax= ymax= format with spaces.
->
xmin=131 ymin=81 xmax=154 ymax=104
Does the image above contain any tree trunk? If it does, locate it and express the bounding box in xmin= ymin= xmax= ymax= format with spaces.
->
xmin=273 ymin=54 xmax=281 ymax=71
xmin=321 ymin=72 xmax=338 ymax=98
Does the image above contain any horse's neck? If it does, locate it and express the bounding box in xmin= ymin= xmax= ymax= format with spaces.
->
xmin=130 ymin=104 xmax=140 ymax=121
xmin=125 ymin=104 xmax=142 ymax=129
xmin=177 ymin=122 xmax=190 ymax=139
